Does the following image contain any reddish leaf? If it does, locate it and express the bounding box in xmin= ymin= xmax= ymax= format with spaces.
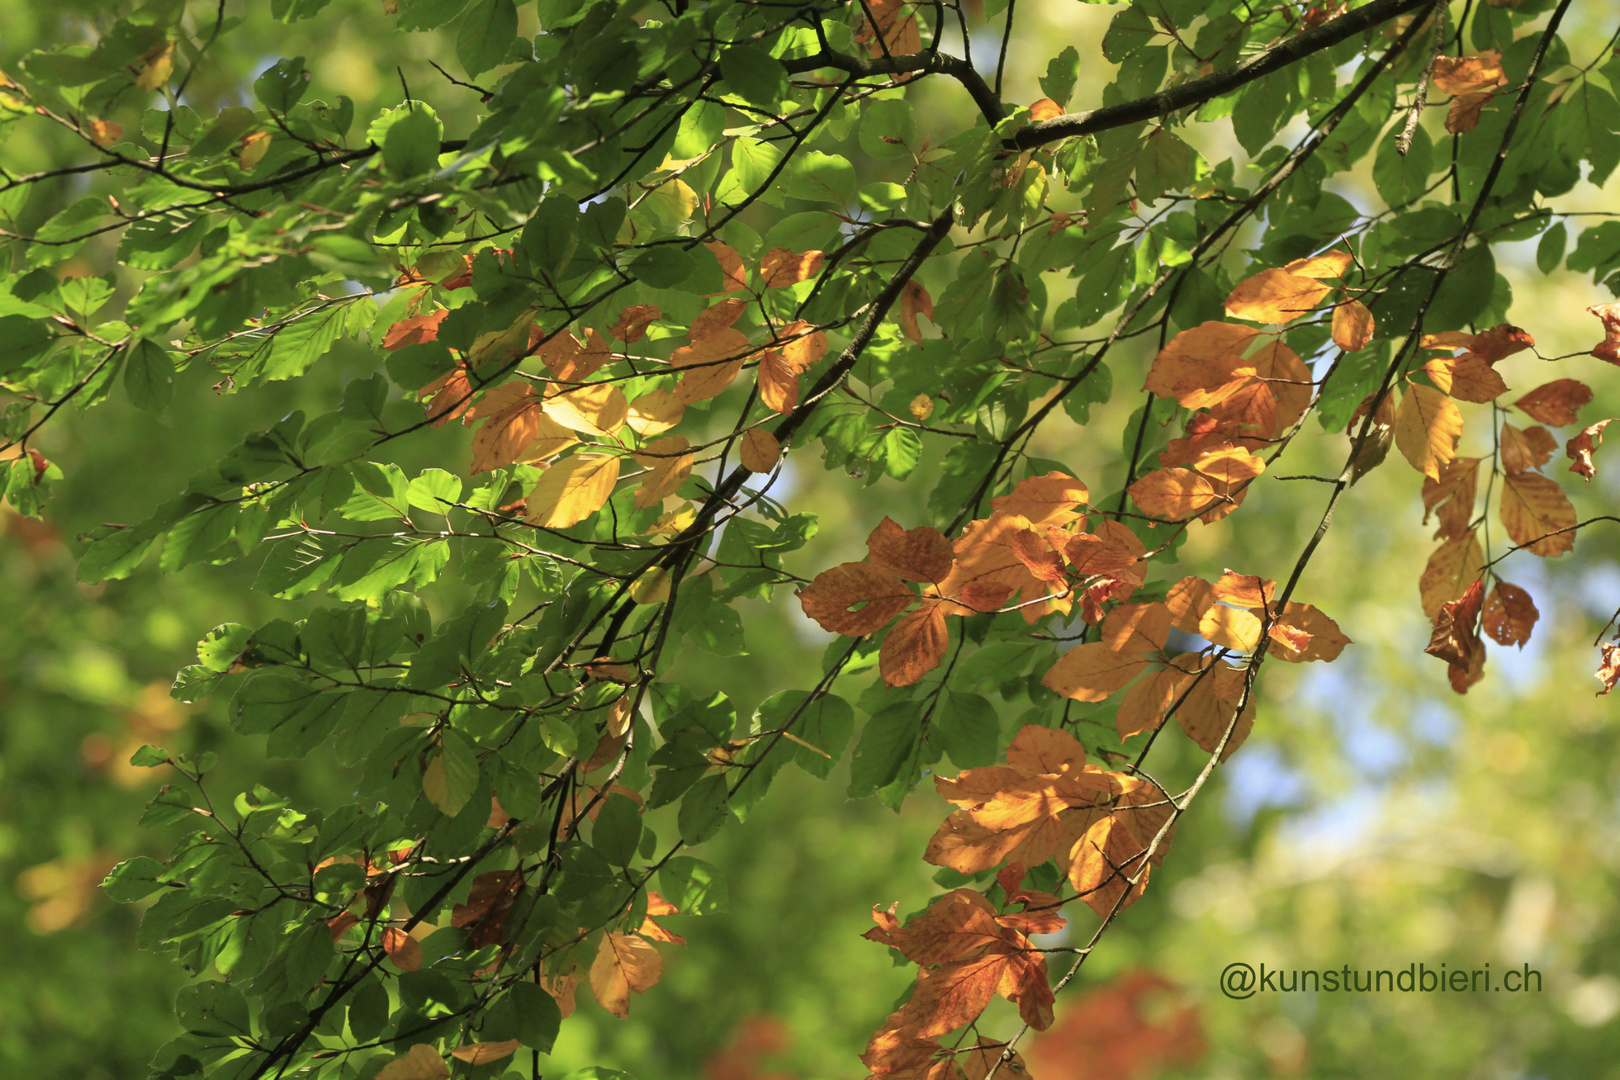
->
xmin=759 ymin=248 xmax=825 ymax=287
xmin=1515 ymin=378 xmax=1591 ymax=426
xmin=1482 ymin=582 xmax=1538 ymax=648
xmin=797 ymin=562 xmax=914 ymax=635
xmin=867 ymin=517 xmax=954 ymax=584
xmin=1597 ymin=643 xmax=1620 ymax=696
xmin=1567 ymin=419 xmax=1614 ymax=481
xmin=1500 ymin=471 xmax=1576 ymax=556
xmin=609 ymin=304 xmax=660 ymax=343
xmin=384 ymin=310 xmax=447 ymax=350
xmin=881 ymin=600 xmax=950 ymax=687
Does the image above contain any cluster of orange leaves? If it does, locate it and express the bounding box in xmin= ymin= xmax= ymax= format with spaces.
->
xmin=1025 ymin=970 xmax=1205 ymax=1080
xmin=862 ymin=726 xmax=1184 ymax=1080
xmin=1432 ymin=51 xmax=1508 ymax=135
xmin=378 ymin=247 xmax=827 ymax=529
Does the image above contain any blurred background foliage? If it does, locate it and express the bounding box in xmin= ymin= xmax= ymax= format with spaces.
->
xmin=3 ymin=1 xmax=1620 ymax=1079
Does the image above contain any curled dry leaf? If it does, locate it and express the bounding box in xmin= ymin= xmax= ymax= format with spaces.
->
xmin=1567 ymin=419 xmax=1614 ymax=481
xmin=1591 ymin=303 xmax=1620 ymax=364
xmin=1596 ymin=643 xmax=1620 ymax=696
xmin=1426 ymin=579 xmax=1486 ymax=693
xmin=900 ymin=280 xmax=934 ymax=343
xmin=1481 ymin=582 xmax=1538 ymax=648
xmin=1515 ymin=378 xmax=1592 ymax=427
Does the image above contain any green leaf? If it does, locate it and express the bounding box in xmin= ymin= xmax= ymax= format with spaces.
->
xmin=1536 ymin=221 xmax=1567 ymax=275
xmin=378 ymin=104 xmax=444 ymax=179
xmin=847 ymin=702 xmax=920 ymax=799
xmin=718 ymin=45 xmax=788 ymax=108
xmin=507 ymin=982 xmax=562 ymax=1052
xmin=130 ymin=745 xmax=172 ymax=768
xmin=1039 ymin=46 xmax=1081 ymax=107
xmin=423 ymin=729 xmax=480 ymax=815
xmin=1373 ymin=124 xmax=1433 ymax=209
xmin=123 ymin=339 xmax=176 ymax=412
xmin=1102 ymin=5 xmax=1154 ymax=62
xmin=457 ymin=0 xmax=519 ymax=78
xmin=659 ymin=856 xmax=728 ymax=914
xmin=933 ymin=691 xmax=1000 ymax=769
xmin=175 ymin=981 xmax=250 ymax=1038
xmin=253 ymin=57 xmax=309 ymax=113
xmin=592 ymin=794 xmax=643 ymax=865
xmin=406 ymin=468 xmax=463 ymax=515
xmin=102 ymin=856 xmax=167 ymax=903
xmin=781 ymin=152 xmax=856 ymax=206
xmin=677 ymin=774 xmax=731 ymax=845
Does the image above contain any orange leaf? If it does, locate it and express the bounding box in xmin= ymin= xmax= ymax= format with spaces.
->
xmin=1567 ymin=418 xmax=1614 ymax=481
xmin=467 ymin=384 xmax=578 ymax=473
xmin=1174 ymin=661 xmax=1255 ymax=761
xmin=1041 ymin=643 xmax=1151 ymax=703
xmin=1446 ymin=92 xmax=1494 ymax=134
xmin=1425 ymin=578 xmax=1485 ymax=671
xmin=525 ymin=453 xmax=621 ymax=529
xmin=690 ymin=298 xmax=750 ymax=341
xmin=384 ymin=310 xmax=447 ymax=350
xmin=672 ymin=328 xmax=750 ymax=404
xmin=88 ymin=119 xmax=123 ymax=146
xmin=1265 ymin=602 xmax=1350 ymax=663
xmin=899 ymin=280 xmax=935 ymax=343
xmin=1029 ymin=98 xmax=1064 ymax=122
xmin=1099 ymin=602 xmax=1172 ymax=656
xmin=1331 ymin=299 xmax=1375 ymax=351
xmin=1419 ymin=530 xmax=1485 ymax=619
xmin=1223 ymin=268 xmax=1332 ymax=323
xmin=777 ymin=320 xmax=828 ymax=370
xmin=1500 ymin=472 xmax=1576 ymax=556
xmin=1209 ymin=570 xmax=1274 ymax=610
xmin=1419 ymin=351 xmax=1508 ymax=403
xmin=1145 ymin=321 xmax=1261 ymax=398
xmin=1127 ymin=467 xmax=1216 ymax=519
xmin=797 ymin=561 xmax=914 ymax=635
xmin=1421 ymin=456 xmax=1480 ymax=540
xmin=632 ymin=436 xmax=693 ymax=509
xmin=1482 ymin=582 xmax=1538 ymax=648
xmin=376 ymin=1044 xmax=449 ymax=1080
xmin=1116 ymin=661 xmax=1196 ymax=741
xmin=609 ymin=304 xmax=660 ymax=343
xmin=1433 ymin=51 xmax=1507 ymax=94
xmin=451 ymin=1041 xmax=522 ymax=1066
xmin=880 ymin=600 xmax=950 ymax=688
xmin=706 ymin=242 xmax=749 ymax=294
xmin=1468 ymin=324 xmax=1535 ymax=364
xmin=1281 ymin=249 xmax=1353 ymax=279
xmin=757 ymin=349 xmax=799 ymax=414
xmin=1515 ymin=378 xmax=1591 ymax=426
xmin=988 ymin=472 xmax=1090 ymax=528
xmin=383 ymin=927 xmax=422 ymax=972
xmin=759 ymin=247 xmax=825 ymax=287
xmin=855 ymin=0 xmax=922 ymax=58
xmin=590 ymin=931 xmax=662 ymax=1019
xmin=1394 ymin=384 xmax=1463 ymax=480
xmin=739 ymin=428 xmax=780 ymax=473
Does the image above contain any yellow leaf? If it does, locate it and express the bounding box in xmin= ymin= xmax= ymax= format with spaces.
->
xmin=1419 ymin=531 xmax=1485 ymax=619
xmin=1394 ymin=384 xmax=1463 ymax=480
xmin=238 ymin=130 xmax=271 ymax=171
xmin=135 ymin=41 xmax=174 ymax=92
xmin=1282 ymin=249 xmax=1354 ymax=279
xmin=542 ymin=383 xmax=629 ymax=435
xmin=1223 ymin=268 xmax=1333 ymax=323
xmin=590 ymin=931 xmax=662 ymax=1019
xmin=451 ymin=1041 xmax=523 ymax=1066
xmin=739 ymin=429 xmax=780 ymax=473
xmin=631 ymin=436 xmax=692 ymax=509
xmin=626 ymin=389 xmax=684 ymax=436
xmin=526 ymin=453 xmax=622 ymax=528
xmin=376 ymin=1044 xmax=449 ymax=1080
xmin=1500 ymin=472 xmax=1576 ymax=557
xmin=1331 ymin=300 xmax=1374 ymax=351
xmin=630 ymin=567 xmax=672 ymax=604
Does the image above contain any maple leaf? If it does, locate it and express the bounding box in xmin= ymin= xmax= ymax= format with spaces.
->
xmin=1481 ymin=582 xmax=1538 ymax=648
xmin=1500 ymin=471 xmax=1576 ymax=556
xmin=1419 ymin=530 xmax=1485 ymax=619
xmin=1421 ymin=457 xmax=1480 ymax=541
xmin=1223 ymin=268 xmax=1332 ymax=323
xmin=1331 ymin=299 xmax=1375 ymax=351
xmin=1394 ymin=384 xmax=1463 ymax=480
xmin=1515 ymin=378 xmax=1592 ymax=426
xmin=525 ymin=453 xmax=622 ymax=529
xmin=1567 ymin=418 xmax=1614 ymax=481
xmin=590 ymin=931 xmax=662 ymax=1019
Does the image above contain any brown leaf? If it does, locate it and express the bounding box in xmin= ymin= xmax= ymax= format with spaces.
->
xmin=1419 ymin=351 xmax=1508 ymax=403
xmin=672 ymin=328 xmax=750 ymax=404
xmin=590 ymin=931 xmax=662 ymax=1019
xmin=855 ymin=0 xmax=922 ymax=58
xmin=609 ymin=304 xmax=660 ymax=343
xmin=882 ymin=600 xmax=950 ymax=687
xmin=1029 ymin=97 xmax=1065 ymax=121
xmin=1500 ymin=471 xmax=1576 ymax=556
xmin=1500 ymin=422 xmax=1557 ymax=474
xmin=1266 ymin=602 xmax=1350 ymax=663
xmin=1516 ymin=378 xmax=1592 ymax=426
xmin=797 ymin=562 xmax=914 ymax=635
xmin=1567 ymin=418 xmax=1614 ymax=481
xmin=690 ymin=298 xmax=750 ymax=341
xmin=866 ymin=518 xmax=954 ymax=585
xmin=1144 ymin=321 xmax=1261 ymax=398
xmin=1591 ymin=302 xmax=1620 ymax=364
xmin=1482 ymin=582 xmax=1538 ymax=648
xmin=1223 ymin=268 xmax=1332 ymax=323
xmin=384 ymin=310 xmax=447 ymax=350
xmin=1026 ymin=970 xmax=1205 ymax=1080
xmin=87 ymin=119 xmax=123 ymax=146
xmin=757 ymin=349 xmax=799 ymax=414
xmin=739 ymin=428 xmax=780 ymax=473
xmin=777 ymin=319 xmax=828 ymax=370
xmin=466 ymin=384 xmax=578 ymax=474
xmin=1115 ymin=661 xmax=1196 ymax=741
xmin=1331 ymin=299 xmax=1374 ymax=351
xmin=1394 ymin=384 xmax=1463 ymax=480
xmin=1425 ymin=579 xmax=1485 ymax=687
xmin=1433 ymin=51 xmax=1507 ymax=94
xmin=1446 ymin=91 xmax=1494 ymax=134
xmin=1468 ymin=324 xmax=1535 ymax=363
xmin=1597 ymin=643 xmax=1620 ymax=696
xmin=900 ymin=281 xmax=935 ymax=343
